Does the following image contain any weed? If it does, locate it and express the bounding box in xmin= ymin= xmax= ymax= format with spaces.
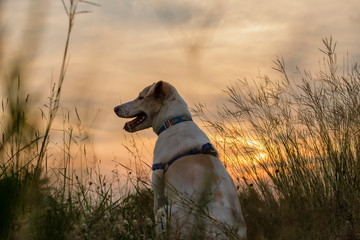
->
xmin=195 ymin=37 xmax=360 ymax=239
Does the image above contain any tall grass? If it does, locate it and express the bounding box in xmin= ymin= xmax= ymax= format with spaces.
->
xmin=195 ymin=38 xmax=360 ymax=239
xmin=1 ymin=1 xmax=155 ymax=240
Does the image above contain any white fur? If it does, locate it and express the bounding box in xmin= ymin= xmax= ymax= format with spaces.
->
xmin=114 ymin=81 xmax=247 ymax=239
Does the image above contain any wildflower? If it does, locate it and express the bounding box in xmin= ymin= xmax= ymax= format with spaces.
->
xmin=105 ymin=210 xmax=110 ymax=217
xmin=84 ymin=210 xmax=90 ymax=217
xmin=113 ymin=223 xmax=124 ymax=234
xmin=145 ymin=217 xmax=153 ymax=226
xmin=81 ymin=223 xmax=87 ymax=232
xmin=132 ymin=219 xmax=138 ymax=228
xmin=103 ymin=211 xmax=110 ymax=221
xmin=113 ymin=223 xmax=120 ymax=231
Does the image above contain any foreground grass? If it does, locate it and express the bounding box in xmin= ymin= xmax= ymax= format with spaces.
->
xmin=0 ymin=169 xmax=155 ymax=240
xmin=0 ymin=1 xmax=155 ymax=239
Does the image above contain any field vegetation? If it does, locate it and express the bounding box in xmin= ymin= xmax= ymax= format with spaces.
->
xmin=195 ymin=37 xmax=360 ymax=239
xmin=1 ymin=1 xmax=360 ymax=239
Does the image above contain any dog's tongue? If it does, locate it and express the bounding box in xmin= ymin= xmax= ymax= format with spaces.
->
xmin=123 ymin=113 xmax=146 ymax=132
xmin=124 ymin=118 xmax=137 ymax=132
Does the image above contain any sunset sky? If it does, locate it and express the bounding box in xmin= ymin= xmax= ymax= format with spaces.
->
xmin=1 ymin=0 xmax=360 ymax=176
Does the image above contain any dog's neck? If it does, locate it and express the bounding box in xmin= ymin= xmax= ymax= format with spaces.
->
xmin=152 ymin=95 xmax=191 ymax=134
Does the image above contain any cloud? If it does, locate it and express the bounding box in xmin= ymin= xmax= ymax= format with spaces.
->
xmin=152 ymin=1 xmax=225 ymax=29
xmin=3 ymin=0 xmax=360 ymax=174
xmin=154 ymin=2 xmax=196 ymax=26
xmin=100 ymin=0 xmax=226 ymax=31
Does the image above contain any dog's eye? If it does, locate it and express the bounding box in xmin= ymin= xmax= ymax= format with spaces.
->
xmin=138 ymin=95 xmax=144 ymax=100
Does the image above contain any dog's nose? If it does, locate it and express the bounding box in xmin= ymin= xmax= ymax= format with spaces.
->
xmin=114 ymin=106 xmax=119 ymax=114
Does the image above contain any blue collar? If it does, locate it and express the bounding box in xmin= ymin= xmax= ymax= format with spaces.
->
xmin=152 ymin=143 xmax=218 ymax=172
xmin=156 ymin=115 xmax=192 ymax=135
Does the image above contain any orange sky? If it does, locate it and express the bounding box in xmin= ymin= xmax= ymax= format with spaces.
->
xmin=1 ymin=0 xmax=360 ymax=180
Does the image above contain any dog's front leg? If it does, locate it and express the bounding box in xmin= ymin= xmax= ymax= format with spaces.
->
xmin=152 ymin=171 xmax=168 ymax=237
xmin=152 ymin=170 xmax=166 ymax=213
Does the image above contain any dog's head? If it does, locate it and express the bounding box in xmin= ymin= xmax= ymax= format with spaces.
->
xmin=114 ymin=81 xmax=178 ymax=133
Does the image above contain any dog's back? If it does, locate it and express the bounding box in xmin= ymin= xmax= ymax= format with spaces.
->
xmin=157 ymin=154 xmax=247 ymax=239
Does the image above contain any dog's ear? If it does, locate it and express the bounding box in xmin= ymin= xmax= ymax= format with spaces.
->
xmin=146 ymin=81 xmax=167 ymax=99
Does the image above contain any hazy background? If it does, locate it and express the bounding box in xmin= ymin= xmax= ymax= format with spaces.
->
xmin=1 ymin=0 xmax=360 ymax=175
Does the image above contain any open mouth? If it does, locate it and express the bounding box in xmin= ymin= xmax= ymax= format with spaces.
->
xmin=124 ymin=112 xmax=147 ymax=132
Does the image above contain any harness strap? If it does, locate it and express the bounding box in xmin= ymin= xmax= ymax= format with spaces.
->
xmin=152 ymin=143 xmax=218 ymax=172
xmin=157 ymin=115 xmax=192 ymax=135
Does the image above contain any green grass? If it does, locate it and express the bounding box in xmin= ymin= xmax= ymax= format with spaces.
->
xmin=1 ymin=0 xmax=360 ymax=239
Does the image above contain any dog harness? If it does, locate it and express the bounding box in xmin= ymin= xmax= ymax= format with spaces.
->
xmin=153 ymin=115 xmax=218 ymax=172
xmin=152 ymin=143 xmax=218 ymax=172
xmin=156 ymin=115 xmax=193 ymax=135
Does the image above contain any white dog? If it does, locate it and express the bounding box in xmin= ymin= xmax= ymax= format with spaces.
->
xmin=114 ymin=81 xmax=247 ymax=239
